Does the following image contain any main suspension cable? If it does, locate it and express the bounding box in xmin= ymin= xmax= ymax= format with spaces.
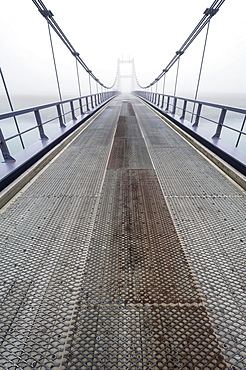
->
xmin=135 ymin=0 xmax=226 ymax=89
xmin=32 ymin=0 xmax=118 ymax=90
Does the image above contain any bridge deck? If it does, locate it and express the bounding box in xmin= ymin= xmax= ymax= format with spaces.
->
xmin=0 ymin=95 xmax=245 ymax=369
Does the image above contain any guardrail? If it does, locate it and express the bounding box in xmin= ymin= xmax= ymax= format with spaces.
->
xmin=0 ymin=91 xmax=119 ymax=191
xmin=0 ymin=91 xmax=118 ymax=162
xmin=133 ymin=91 xmax=246 ymax=175
xmin=134 ymin=91 xmax=246 ymax=149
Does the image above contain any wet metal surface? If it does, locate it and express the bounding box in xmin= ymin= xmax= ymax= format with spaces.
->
xmin=1 ymin=95 xmax=244 ymax=368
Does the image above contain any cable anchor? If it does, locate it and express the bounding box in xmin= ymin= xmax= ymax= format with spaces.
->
xmin=204 ymin=8 xmax=219 ymax=17
xmin=39 ymin=9 xmax=54 ymax=18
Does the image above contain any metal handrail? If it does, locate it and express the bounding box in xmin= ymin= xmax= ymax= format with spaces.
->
xmin=0 ymin=91 xmax=118 ymax=162
xmin=133 ymin=91 xmax=246 ymax=149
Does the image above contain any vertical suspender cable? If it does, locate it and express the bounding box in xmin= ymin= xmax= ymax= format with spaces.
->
xmin=162 ymin=74 xmax=166 ymax=95
xmin=194 ymin=20 xmax=210 ymax=101
xmin=0 ymin=68 xmax=25 ymax=149
xmin=88 ymin=74 xmax=92 ymax=95
xmin=191 ymin=21 xmax=211 ymax=122
xmin=173 ymin=51 xmax=183 ymax=96
xmin=173 ymin=57 xmax=181 ymax=96
xmin=235 ymin=115 xmax=246 ymax=148
xmin=75 ymin=57 xmax=82 ymax=97
xmin=47 ymin=22 xmax=63 ymax=102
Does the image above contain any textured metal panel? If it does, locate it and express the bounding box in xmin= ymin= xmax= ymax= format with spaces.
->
xmin=133 ymin=97 xmax=246 ymax=369
xmin=77 ymin=169 xmax=202 ymax=305
xmin=0 ymin=97 xmax=228 ymax=369
xmin=107 ymin=101 xmax=153 ymax=169
xmin=0 ymin=101 xmax=121 ymax=369
xmin=64 ymin=167 xmax=225 ymax=369
xmin=64 ymin=99 xmax=226 ymax=368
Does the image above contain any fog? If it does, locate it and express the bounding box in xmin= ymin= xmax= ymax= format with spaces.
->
xmin=0 ymin=0 xmax=245 ymax=106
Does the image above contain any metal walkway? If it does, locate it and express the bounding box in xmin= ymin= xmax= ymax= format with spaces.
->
xmin=0 ymin=95 xmax=245 ymax=369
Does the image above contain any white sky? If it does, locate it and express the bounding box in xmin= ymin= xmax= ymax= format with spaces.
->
xmin=0 ymin=0 xmax=246 ymax=103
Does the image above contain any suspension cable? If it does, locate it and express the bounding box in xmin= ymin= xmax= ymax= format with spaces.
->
xmin=47 ymin=22 xmax=63 ymax=101
xmin=0 ymin=68 xmax=25 ymax=149
xmin=75 ymin=57 xmax=82 ymax=97
xmin=134 ymin=0 xmax=226 ymax=89
xmin=32 ymin=0 xmax=118 ymax=90
xmin=194 ymin=20 xmax=211 ymax=101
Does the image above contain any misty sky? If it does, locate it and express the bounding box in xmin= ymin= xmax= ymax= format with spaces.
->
xmin=0 ymin=0 xmax=245 ymax=103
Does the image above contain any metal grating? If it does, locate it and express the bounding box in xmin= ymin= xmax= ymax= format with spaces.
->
xmin=64 ymin=169 xmax=226 ymax=369
xmin=64 ymin=100 xmax=226 ymax=368
xmin=133 ymin=97 xmax=246 ymax=369
xmin=0 ymin=101 xmax=121 ymax=369
xmin=0 ymin=97 xmax=229 ymax=369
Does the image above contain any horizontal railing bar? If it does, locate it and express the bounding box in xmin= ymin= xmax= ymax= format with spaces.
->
xmin=134 ymin=91 xmax=246 ymax=152
xmin=0 ymin=92 xmax=118 ymax=162
xmin=221 ymin=124 xmax=246 ymax=135
xmin=135 ymin=91 xmax=246 ymax=125
xmin=0 ymin=93 xmax=114 ymax=120
xmin=166 ymin=102 xmax=221 ymax=125
xmin=136 ymin=92 xmax=246 ymax=115
xmin=5 ymin=125 xmax=39 ymax=141
xmin=4 ymin=105 xmax=86 ymax=141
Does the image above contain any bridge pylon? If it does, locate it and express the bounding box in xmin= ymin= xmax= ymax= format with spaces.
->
xmin=117 ymin=57 xmax=135 ymax=92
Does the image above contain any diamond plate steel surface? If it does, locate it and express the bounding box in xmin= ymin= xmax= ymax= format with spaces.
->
xmin=133 ymin=97 xmax=246 ymax=369
xmin=0 ymin=96 xmax=230 ymax=369
xmin=63 ymin=99 xmax=226 ymax=368
xmin=0 ymin=101 xmax=121 ymax=369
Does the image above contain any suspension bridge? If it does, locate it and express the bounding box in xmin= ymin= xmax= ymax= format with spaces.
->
xmin=0 ymin=0 xmax=245 ymax=369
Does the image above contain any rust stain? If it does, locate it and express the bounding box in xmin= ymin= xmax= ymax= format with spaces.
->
xmin=67 ymin=99 xmax=227 ymax=369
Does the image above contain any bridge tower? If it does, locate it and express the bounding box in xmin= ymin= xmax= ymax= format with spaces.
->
xmin=117 ymin=58 xmax=135 ymax=92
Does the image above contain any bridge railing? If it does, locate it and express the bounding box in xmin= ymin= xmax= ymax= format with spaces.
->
xmin=134 ymin=91 xmax=246 ymax=150
xmin=0 ymin=91 xmax=118 ymax=162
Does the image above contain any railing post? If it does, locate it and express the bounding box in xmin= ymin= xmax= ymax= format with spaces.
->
xmin=79 ymin=98 xmax=84 ymax=115
xmin=193 ymin=103 xmax=202 ymax=126
xmin=90 ymin=95 xmax=94 ymax=109
xmin=172 ymin=97 xmax=177 ymax=115
xmin=56 ymin=104 xmax=66 ymax=127
xmin=180 ymin=100 xmax=187 ymax=121
xmin=165 ymin=96 xmax=170 ymax=111
xmin=86 ymin=97 xmax=90 ymax=111
xmin=94 ymin=94 xmax=98 ymax=107
xmin=0 ymin=128 xmax=15 ymax=162
xmin=70 ymin=101 xmax=77 ymax=120
xmin=34 ymin=110 xmax=48 ymax=139
xmin=154 ymin=93 xmax=157 ymax=105
xmin=212 ymin=108 xmax=227 ymax=138
xmin=161 ymin=95 xmax=165 ymax=109
xmin=157 ymin=94 xmax=161 ymax=106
